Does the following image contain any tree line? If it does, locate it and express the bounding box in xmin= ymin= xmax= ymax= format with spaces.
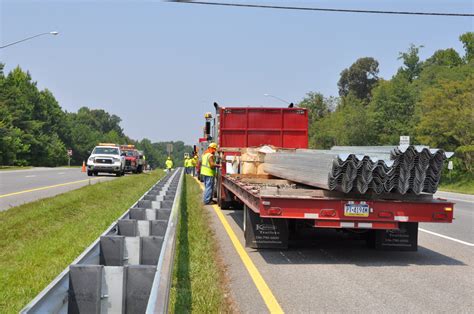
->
xmin=298 ymin=32 xmax=473 ymax=177
xmin=0 ymin=65 xmax=191 ymax=168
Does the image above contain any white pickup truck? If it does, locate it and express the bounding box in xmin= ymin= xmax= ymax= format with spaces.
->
xmin=86 ymin=144 xmax=125 ymax=176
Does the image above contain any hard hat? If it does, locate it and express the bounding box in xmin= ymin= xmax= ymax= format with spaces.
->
xmin=167 ymin=157 xmax=171 ymax=160
xmin=208 ymin=143 xmax=218 ymax=149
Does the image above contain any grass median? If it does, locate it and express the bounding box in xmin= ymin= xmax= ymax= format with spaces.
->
xmin=170 ymin=176 xmax=233 ymax=313
xmin=0 ymin=170 xmax=164 ymax=313
xmin=439 ymin=177 xmax=474 ymax=195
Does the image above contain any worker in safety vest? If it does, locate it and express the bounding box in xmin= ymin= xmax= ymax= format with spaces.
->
xmin=191 ymin=155 xmax=198 ymax=177
xmin=201 ymin=143 xmax=219 ymax=205
xmin=184 ymin=156 xmax=190 ymax=174
xmin=165 ymin=157 xmax=173 ymax=172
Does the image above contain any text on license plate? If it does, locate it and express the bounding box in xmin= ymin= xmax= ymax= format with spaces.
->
xmin=344 ymin=204 xmax=369 ymax=217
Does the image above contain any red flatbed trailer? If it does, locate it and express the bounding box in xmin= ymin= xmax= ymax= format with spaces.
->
xmin=205 ymin=105 xmax=454 ymax=250
xmin=222 ymin=175 xmax=453 ymax=225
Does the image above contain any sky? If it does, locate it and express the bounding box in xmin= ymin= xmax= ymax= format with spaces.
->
xmin=1 ymin=0 xmax=472 ymax=145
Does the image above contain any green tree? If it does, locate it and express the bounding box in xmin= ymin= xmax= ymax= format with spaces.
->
xmin=416 ymin=78 xmax=474 ymax=171
xmin=367 ymin=76 xmax=417 ymax=144
xmin=424 ymin=48 xmax=463 ymax=67
xmin=338 ymin=57 xmax=379 ymax=100
xmin=0 ymin=65 xmax=29 ymax=165
xmin=398 ymin=44 xmax=423 ymax=82
xmin=298 ymin=92 xmax=330 ymax=124
xmin=459 ymin=32 xmax=474 ymax=63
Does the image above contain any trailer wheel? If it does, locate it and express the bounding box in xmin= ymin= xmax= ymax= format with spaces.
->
xmin=218 ymin=193 xmax=231 ymax=209
xmin=365 ymin=230 xmax=376 ymax=249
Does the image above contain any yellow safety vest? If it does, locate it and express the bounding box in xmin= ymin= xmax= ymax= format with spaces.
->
xmin=165 ymin=160 xmax=173 ymax=169
xmin=191 ymin=158 xmax=197 ymax=167
xmin=201 ymin=152 xmax=215 ymax=177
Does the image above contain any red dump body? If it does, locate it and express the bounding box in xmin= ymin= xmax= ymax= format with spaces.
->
xmin=218 ymin=107 xmax=308 ymax=149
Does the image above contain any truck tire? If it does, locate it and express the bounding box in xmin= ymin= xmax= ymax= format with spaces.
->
xmin=116 ymin=172 xmax=122 ymax=177
xmin=93 ymin=171 xmax=98 ymax=176
xmin=87 ymin=170 xmax=93 ymax=176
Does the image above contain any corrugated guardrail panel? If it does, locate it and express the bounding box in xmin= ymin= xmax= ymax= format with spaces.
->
xmin=264 ymin=146 xmax=452 ymax=195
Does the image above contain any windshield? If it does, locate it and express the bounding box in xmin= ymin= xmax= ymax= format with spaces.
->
xmin=93 ymin=147 xmax=119 ymax=155
xmin=125 ymin=151 xmax=135 ymax=157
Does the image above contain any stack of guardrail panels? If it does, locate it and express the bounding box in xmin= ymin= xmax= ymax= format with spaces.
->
xmin=263 ymin=146 xmax=453 ymax=195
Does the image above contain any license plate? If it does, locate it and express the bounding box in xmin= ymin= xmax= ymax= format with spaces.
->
xmin=344 ymin=204 xmax=369 ymax=217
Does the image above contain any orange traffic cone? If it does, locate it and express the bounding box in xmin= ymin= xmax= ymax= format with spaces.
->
xmin=81 ymin=161 xmax=86 ymax=172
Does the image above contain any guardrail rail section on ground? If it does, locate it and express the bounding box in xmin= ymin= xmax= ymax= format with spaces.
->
xmin=21 ymin=168 xmax=184 ymax=314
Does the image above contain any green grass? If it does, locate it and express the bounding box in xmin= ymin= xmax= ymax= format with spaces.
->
xmin=0 ymin=170 xmax=164 ymax=313
xmin=0 ymin=166 xmax=33 ymax=171
xmin=170 ymin=176 xmax=232 ymax=313
xmin=439 ymin=177 xmax=474 ymax=194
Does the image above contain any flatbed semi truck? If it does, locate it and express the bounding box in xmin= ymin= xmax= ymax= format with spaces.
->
xmin=202 ymin=105 xmax=454 ymax=251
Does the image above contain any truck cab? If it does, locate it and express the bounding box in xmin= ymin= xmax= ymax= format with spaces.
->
xmin=87 ymin=143 xmax=125 ymax=177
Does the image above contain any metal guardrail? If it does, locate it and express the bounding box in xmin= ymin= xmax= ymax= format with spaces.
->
xmin=20 ymin=168 xmax=184 ymax=314
xmin=146 ymin=168 xmax=184 ymax=314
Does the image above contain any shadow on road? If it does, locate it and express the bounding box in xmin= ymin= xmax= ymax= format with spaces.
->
xmin=87 ymin=173 xmax=120 ymax=177
xmin=225 ymin=210 xmax=466 ymax=267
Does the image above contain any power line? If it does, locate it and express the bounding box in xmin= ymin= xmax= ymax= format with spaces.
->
xmin=169 ymin=1 xmax=474 ymax=17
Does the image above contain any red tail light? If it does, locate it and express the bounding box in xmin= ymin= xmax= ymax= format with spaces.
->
xmin=378 ymin=211 xmax=393 ymax=218
xmin=320 ymin=209 xmax=336 ymax=217
xmin=268 ymin=207 xmax=282 ymax=216
xmin=433 ymin=213 xmax=448 ymax=220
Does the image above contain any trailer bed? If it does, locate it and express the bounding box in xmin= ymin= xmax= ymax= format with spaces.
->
xmin=222 ymin=175 xmax=454 ymax=230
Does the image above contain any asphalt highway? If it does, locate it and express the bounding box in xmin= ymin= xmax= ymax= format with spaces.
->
xmin=0 ymin=167 xmax=116 ymax=211
xmin=206 ymin=190 xmax=474 ymax=313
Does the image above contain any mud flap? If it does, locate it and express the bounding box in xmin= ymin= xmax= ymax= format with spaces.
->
xmin=244 ymin=205 xmax=288 ymax=249
xmin=374 ymin=222 xmax=418 ymax=251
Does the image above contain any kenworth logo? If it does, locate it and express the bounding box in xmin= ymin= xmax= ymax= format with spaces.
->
xmin=256 ymin=224 xmax=278 ymax=232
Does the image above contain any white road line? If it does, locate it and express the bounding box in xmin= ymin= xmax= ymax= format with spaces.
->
xmin=58 ymin=172 xmax=65 ymax=175
xmin=419 ymin=228 xmax=474 ymax=247
xmin=25 ymin=175 xmax=36 ymax=178
xmin=435 ymin=192 xmax=474 ymax=204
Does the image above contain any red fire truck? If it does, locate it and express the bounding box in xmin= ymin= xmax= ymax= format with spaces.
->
xmin=201 ymin=105 xmax=454 ymax=251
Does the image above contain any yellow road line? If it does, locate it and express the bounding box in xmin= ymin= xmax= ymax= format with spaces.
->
xmin=193 ymin=177 xmax=284 ymax=313
xmin=0 ymin=177 xmax=104 ymax=198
